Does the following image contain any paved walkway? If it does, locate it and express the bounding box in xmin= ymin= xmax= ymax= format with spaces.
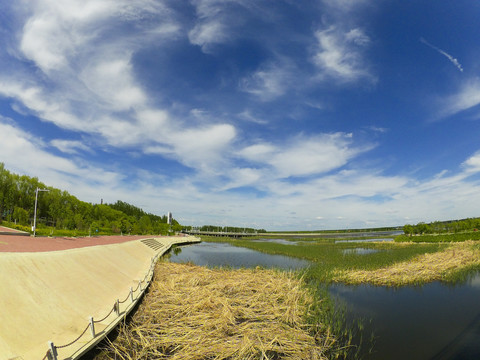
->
xmin=0 ymin=225 xmax=29 ymax=236
xmin=0 ymin=233 xmax=157 ymax=252
xmin=0 ymin=234 xmax=200 ymax=360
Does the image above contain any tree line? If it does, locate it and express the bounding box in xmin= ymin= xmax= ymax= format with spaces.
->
xmin=403 ymin=217 xmax=480 ymax=236
xmin=188 ymin=225 xmax=267 ymax=233
xmin=0 ymin=163 xmax=181 ymax=235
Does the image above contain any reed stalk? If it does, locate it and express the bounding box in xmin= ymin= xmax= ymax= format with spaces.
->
xmin=333 ymin=241 xmax=480 ymax=286
xmin=96 ymin=262 xmax=340 ymax=359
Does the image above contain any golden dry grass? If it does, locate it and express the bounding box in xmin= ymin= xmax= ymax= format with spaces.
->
xmin=97 ymin=262 xmax=335 ymax=360
xmin=333 ymin=241 xmax=480 ymax=286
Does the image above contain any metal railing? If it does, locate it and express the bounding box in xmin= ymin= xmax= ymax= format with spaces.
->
xmin=42 ymin=251 xmax=161 ymax=360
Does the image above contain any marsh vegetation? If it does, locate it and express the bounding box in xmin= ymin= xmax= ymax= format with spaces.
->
xmin=96 ymin=231 xmax=480 ymax=359
xmin=95 ymin=262 xmax=349 ymax=360
xmin=199 ymin=235 xmax=480 ymax=286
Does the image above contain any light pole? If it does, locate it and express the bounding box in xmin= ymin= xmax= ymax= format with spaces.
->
xmin=33 ymin=187 xmax=49 ymax=237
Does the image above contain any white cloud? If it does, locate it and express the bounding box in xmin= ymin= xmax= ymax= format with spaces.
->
xmin=3 ymin=0 xmax=480 ymax=231
xmin=144 ymin=123 xmax=237 ymax=172
xmin=0 ymin=80 xmax=86 ymax=131
xmin=5 ymin=111 xmax=480 ymax=230
xmin=237 ymin=110 xmax=268 ymax=125
xmin=0 ymin=119 xmax=119 ymax=189
xmin=345 ymin=28 xmax=371 ymax=46
xmin=80 ymin=58 xmax=147 ymax=111
xmin=462 ymin=152 xmax=480 ymax=173
xmin=50 ymin=139 xmax=92 ymax=154
xmin=439 ymin=79 xmax=480 ymax=119
xmin=240 ymin=60 xmax=296 ymax=101
xmin=312 ymin=26 xmax=374 ymax=83
xmin=19 ymin=0 xmax=160 ymax=73
xmin=170 ymin=124 xmax=236 ymax=169
xmin=220 ymin=167 xmax=262 ymax=190
xmin=188 ymin=0 xmax=240 ymax=52
xmin=188 ymin=0 xmax=264 ymax=52
xmin=188 ymin=20 xmax=229 ymax=51
xmin=239 ymin=133 xmax=370 ymax=178
xmin=0 ymin=0 xmax=243 ymax=177
xmin=239 ymin=143 xmax=276 ymax=162
xmin=322 ymin=0 xmax=371 ymax=11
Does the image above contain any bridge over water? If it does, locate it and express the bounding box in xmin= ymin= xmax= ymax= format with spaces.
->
xmin=182 ymin=230 xmax=258 ymax=238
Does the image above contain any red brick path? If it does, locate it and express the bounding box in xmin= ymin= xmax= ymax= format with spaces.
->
xmin=0 ymin=234 xmax=160 ymax=253
xmin=0 ymin=226 xmax=26 ymax=233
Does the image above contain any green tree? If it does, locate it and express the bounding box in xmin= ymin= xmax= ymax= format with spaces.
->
xmin=13 ymin=206 xmax=29 ymax=225
xmin=139 ymin=215 xmax=153 ymax=234
xmin=403 ymin=224 xmax=414 ymax=236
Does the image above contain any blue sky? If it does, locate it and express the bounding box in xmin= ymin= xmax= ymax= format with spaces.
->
xmin=1 ymin=1 xmax=480 ymax=230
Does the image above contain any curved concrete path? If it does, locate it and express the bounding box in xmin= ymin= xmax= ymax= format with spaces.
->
xmin=0 ymin=234 xmax=200 ymax=360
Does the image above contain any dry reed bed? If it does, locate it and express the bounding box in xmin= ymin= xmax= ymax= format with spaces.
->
xmin=97 ymin=262 xmax=335 ymax=360
xmin=334 ymin=241 xmax=480 ymax=286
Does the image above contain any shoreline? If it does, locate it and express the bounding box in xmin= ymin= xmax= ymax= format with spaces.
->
xmin=95 ymin=261 xmax=350 ymax=360
xmin=332 ymin=241 xmax=480 ymax=286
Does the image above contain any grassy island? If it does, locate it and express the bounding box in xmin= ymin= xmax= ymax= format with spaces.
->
xmin=199 ymin=234 xmax=480 ymax=286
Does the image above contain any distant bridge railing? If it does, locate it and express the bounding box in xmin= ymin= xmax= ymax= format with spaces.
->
xmin=182 ymin=230 xmax=257 ymax=238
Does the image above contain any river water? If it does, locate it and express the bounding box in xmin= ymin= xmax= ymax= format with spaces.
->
xmin=170 ymin=241 xmax=480 ymax=359
xmin=169 ymin=241 xmax=309 ymax=269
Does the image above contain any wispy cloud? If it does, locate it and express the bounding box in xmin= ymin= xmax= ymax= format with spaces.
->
xmin=0 ymin=119 xmax=120 ymax=189
xmin=50 ymin=139 xmax=93 ymax=154
xmin=238 ymin=133 xmax=372 ymax=178
xmin=1 ymin=1 xmax=480 ymax=231
xmin=312 ymin=26 xmax=375 ymax=83
xmin=0 ymin=0 xmax=240 ymax=177
xmin=420 ymin=37 xmax=464 ymax=73
xmin=438 ymin=78 xmax=480 ymax=119
xmin=239 ymin=59 xmax=296 ymax=101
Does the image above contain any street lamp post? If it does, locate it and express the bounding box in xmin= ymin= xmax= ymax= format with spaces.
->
xmin=33 ymin=187 xmax=49 ymax=237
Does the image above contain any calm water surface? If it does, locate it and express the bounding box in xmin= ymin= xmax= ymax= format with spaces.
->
xmin=330 ymin=274 xmax=480 ymax=360
xmin=169 ymin=241 xmax=309 ymax=270
xmin=172 ymin=241 xmax=480 ymax=359
xmin=335 ymin=238 xmax=394 ymax=243
xmin=251 ymin=238 xmax=299 ymax=245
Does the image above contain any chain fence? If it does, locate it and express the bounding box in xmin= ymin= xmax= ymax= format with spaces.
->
xmin=44 ymin=245 xmax=162 ymax=360
xmin=42 ymin=236 xmax=199 ymax=360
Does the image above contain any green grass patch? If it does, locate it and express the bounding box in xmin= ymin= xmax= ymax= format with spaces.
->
xmin=199 ymin=236 xmax=448 ymax=284
xmin=395 ymin=231 xmax=480 ymax=243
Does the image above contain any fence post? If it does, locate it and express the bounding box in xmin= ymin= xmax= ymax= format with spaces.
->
xmin=115 ymin=299 xmax=120 ymax=315
xmin=130 ymin=287 xmax=134 ymax=302
xmin=89 ymin=316 xmax=95 ymax=338
xmin=48 ymin=341 xmax=57 ymax=360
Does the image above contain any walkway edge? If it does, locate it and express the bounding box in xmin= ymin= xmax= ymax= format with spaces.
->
xmin=62 ymin=236 xmax=200 ymax=360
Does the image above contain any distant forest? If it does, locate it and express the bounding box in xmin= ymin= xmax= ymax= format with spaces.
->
xmin=194 ymin=225 xmax=267 ymax=234
xmin=0 ymin=163 xmax=181 ymax=235
xmin=404 ymin=217 xmax=480 ymax=235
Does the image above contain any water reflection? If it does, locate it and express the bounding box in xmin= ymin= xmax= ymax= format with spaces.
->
xmin=330 ymin=273 xmax=480 ymax=360
xmin=250 ymin=238 xmax=299 ymax=245
xmin=335 ymin=238 xmax=394 ymax=244
xmin=168 ymin=241 xmax=310 ymax=270
xmin=316 ymin=230 xmax=402 ymax=239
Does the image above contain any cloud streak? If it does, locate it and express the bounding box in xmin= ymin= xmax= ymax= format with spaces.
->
xmin=420 ymin=37 xmax=464 ymax=73
xmin=312 ymin=26 xmax=375 ymax=83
